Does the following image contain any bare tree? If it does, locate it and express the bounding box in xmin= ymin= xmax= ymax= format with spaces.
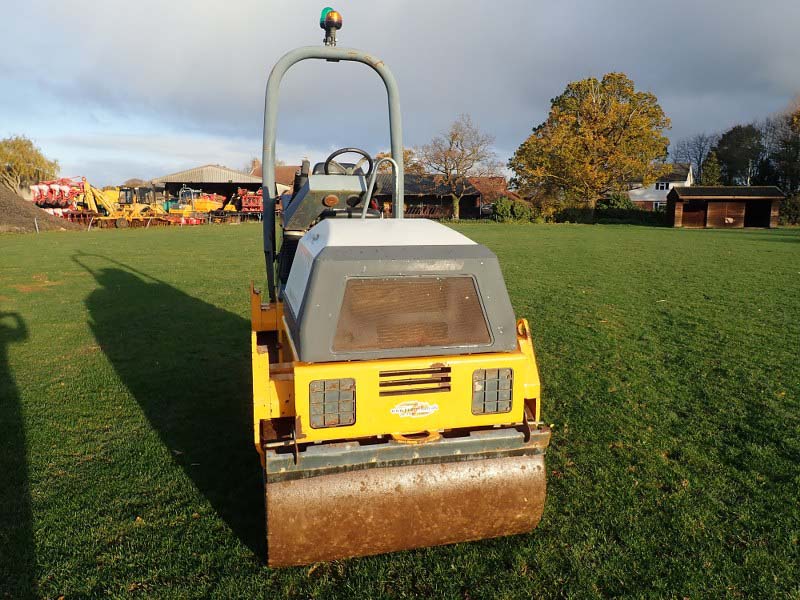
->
xmin=672 ymin=132 xmax=718 ymax=183
xmin=418 ymin=114 xmax=501 ymax=219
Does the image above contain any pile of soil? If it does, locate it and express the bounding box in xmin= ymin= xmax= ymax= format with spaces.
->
xmin=0 ymin=187 xmax=81 ymax=233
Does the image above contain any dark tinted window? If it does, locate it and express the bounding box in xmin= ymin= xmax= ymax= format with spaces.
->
xmin=333 ymin=276 xmax=491 ymax=352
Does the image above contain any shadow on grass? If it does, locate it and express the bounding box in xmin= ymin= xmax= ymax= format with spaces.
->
xmin=81 ymin=261 xmax=265 ymax=558
xmin=0 ymin=312 xmax=37 ymax=599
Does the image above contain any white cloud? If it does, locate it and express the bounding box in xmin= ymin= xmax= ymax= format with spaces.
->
xmin=2 ymin=0 xmax=799 ymax=183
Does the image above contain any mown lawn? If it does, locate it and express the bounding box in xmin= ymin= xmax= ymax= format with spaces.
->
xmin=1 ymin=223 xmax=799 ymax=599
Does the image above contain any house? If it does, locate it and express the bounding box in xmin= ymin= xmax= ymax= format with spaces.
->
xmin=369 ymin=174 xmax=517 ymax=218
xmin=369 ymin=174 xmax=478 ymax=218
xmin=248 ymin=159 xmax=301 ymax=194
xmin=628 ymin=163 xmax=694 ymax=211
xmin=666 ymin=186 xmax=784 ymax=228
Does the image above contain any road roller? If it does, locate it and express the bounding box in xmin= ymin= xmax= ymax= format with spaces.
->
xmin=251 ymin=7 xmax=551 ymax=566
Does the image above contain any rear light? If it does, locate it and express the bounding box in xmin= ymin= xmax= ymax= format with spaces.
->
xmin=472 ymin=368 xmax=513 ymax=414
xmin=309 ymin=378 xmax=356 ymax=428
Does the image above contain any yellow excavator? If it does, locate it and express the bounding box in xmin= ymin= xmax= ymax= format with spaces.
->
xmin=75 ymin=179 xmax=169 ymax=228
xmin=249 ymin=8 xmax=550 ymax=567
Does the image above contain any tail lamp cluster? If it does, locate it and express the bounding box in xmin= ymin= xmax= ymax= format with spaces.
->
xmin=472 ymin=368 xmax=513 ymax=414
xmin=309 ymin=378 xmax=356 ymax=428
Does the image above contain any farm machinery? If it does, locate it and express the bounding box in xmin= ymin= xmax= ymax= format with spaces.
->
xmin=234 ymin=187 xmax=264 ymax=215
xmin=219 ymin=185 xmax=287 ymax=222
xmin=208 ymin=184 xmax=292 ymax=224
xmin=249 ymin=8 xmax=550 ymax=567
xmin=32 ymin=177 xmax=169 ymax=228
xmin=163 ymin=185 xmax=233 ymax=224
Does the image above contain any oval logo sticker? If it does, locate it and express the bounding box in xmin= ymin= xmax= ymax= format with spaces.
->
xmin=390 ymin=401 xmax=439 ymax=418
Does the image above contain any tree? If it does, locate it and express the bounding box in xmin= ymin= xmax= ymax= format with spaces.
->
xmin=700 ymin=151 xmax=722 ymax=185
xmin=673 ymin=132 xmax=718 ymax=183
xmin=418 ymin=114 xmax=500 ymax=220
xmin=493 ymin=196 xmax=535 ymax=222
xmin=375 ymin=148 xmax=425 ymax=175
xmin=775 ymin=127 xmax=800 ymax=194
xmin=762 ymin=100 xmax=800 ymax=194
xmin=780 ymin=194 xmax=800 ymax=225
xmin=509 ymin=73 xmax=671 ymax=207
xmin=712 ymin=124 xmax=763 ymax=185
xmin=597 ymin=192 xmax=635 ymax=210
xmin=0 ymin=135 xmax=59 ymax=193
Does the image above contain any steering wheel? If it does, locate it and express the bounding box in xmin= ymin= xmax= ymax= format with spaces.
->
xmin=324 ymin=147 xmax=374 ymax=178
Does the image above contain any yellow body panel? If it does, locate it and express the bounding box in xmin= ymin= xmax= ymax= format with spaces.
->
xmin=193 ymin=198 xmax=224 ymax=212
xmin=104 ymin=189 xmax=121 ymax=204
xmin=292 ymin=350 xmax=537 ymax=443
xmin=169 ymin=206 xmax=195 ymax=217
xmin=250 ymin=287 xmax=541 ymax=454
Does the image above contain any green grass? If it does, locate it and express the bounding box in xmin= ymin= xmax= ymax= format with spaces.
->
xmin=1 ymin=223 xmax=799 ymax=599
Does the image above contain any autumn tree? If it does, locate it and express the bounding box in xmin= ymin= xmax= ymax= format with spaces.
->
xmin=509 ymin=73 xmax=671 ymax=206
xmin=418 ymin=114 xmax=501 ymax=220
xmin=673 ymin=132 xmax=718 ymax=183
xmin=0 ymin=135 xmax=59 ymax=193
xmin=375 ymin=148 xmax=425 ymax=175
xmin=700 ymin=151 xmax=722 ymax=185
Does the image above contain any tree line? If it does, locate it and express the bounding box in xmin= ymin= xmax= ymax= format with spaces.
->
xmin=673 ymin=100 xmax=800 ymax=192
xmin=5 ymin=76 xmax=800 ymax=224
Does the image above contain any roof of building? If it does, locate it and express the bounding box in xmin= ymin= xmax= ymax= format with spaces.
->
xmin=660 ymin=163 xmax=692 ymax=182
xmin=152 ymin=164 xmax=262 ymax=185
xmin=373 ymin=173 xmax=480 ymax=197
xmin=467 ymin=176 xmax=523 ymax=202
xmin=628 ymin=163 xmax=692 ymax=186
xmin=248 ymin=160 xmax=301 ymax=187
xmin=668 ymin=186 xmax=785 ymax=200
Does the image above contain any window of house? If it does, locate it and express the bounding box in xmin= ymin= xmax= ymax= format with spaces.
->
xmin=653 ymin=201 xmax=665 ymax=211
xmin=655 ymin=182 xmax=670 ymax=191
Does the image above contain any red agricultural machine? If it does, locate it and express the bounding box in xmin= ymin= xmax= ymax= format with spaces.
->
xmin=30 ymin=177 xmax=85 ymax=209
xmin=235 ymin=187 xmax=266 ymax=214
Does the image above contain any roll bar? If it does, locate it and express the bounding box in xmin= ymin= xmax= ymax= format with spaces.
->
xmin=261 ymin=45 xmax=405 ymax=301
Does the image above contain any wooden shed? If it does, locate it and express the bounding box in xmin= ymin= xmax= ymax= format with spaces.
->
xmin=666 ymin=186 xmax=784 ymax=229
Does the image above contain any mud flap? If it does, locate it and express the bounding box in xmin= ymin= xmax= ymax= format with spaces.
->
xmin=264 ymin=428 xmax=549 ymax=566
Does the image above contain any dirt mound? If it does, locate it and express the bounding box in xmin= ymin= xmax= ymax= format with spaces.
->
xmin=0 ymin=187 xmax=81 ymax=233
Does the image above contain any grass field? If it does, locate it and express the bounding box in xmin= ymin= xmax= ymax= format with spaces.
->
xmin=1 ymin=223 xmax=799 ymax=599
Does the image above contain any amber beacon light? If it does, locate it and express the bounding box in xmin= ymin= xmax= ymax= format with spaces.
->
xmin=320 ymin=7 xmax=343 ymax=46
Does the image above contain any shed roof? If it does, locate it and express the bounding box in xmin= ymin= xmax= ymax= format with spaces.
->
xmin=152 ymin=164 xmax=262 ymax=185
xmin=668 ymin=186 xmax=785 ymax=201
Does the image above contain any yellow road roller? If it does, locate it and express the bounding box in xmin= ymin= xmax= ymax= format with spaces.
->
xmin=251 ymin=8 xmax=551 ymax=567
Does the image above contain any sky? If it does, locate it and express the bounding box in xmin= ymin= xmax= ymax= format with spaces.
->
xmin=2 ymin=0 xmax=799 ymax=186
